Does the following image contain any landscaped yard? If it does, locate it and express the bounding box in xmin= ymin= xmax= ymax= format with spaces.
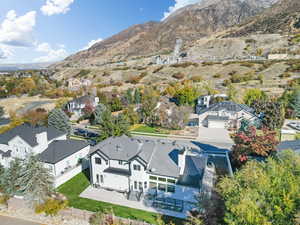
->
xmin=57 ymin=171 xmax=183 ymax=224
xmin=130 ymin=124 xmax=170 ymax=135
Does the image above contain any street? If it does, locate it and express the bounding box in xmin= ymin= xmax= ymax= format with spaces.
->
xmin=0 ymin=215 xmax=41 ymax=225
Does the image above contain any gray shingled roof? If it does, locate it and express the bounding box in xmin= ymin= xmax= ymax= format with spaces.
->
xmin=91 ymin=136 xmax=206 ymax=180
xmin=39 ymin=139 xmax=89 ymax=164
xmin=277 ymin=140 xmax=300 ymax=153
xmin=0 ymin=124 xmax=66 ymax=147
xmin=178 ymin=154 xmax=207 ymax=188
xmin=69 ymin=95 xmax=95 ymax=105
xmin=198 ymin=101 xmax=256 ymax=116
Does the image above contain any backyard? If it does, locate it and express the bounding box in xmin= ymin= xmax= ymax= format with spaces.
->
xmin=57 ymin=170 xmax=183 ymax=224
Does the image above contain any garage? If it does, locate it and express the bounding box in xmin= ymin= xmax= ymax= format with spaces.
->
xmin=205 ymin=115 xmax=229 ymax=129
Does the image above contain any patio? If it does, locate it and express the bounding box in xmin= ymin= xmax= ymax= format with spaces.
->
xmin=80 ymin=186 xmax=193 ymax=219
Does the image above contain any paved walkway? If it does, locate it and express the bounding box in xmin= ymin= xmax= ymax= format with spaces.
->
xmin=80 ymin=186 xmax=189 ymax=219
xmin=0 ymin=215 xmax=40 ymax=225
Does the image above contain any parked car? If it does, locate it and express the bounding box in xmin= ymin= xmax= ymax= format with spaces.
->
xmin=74 ymin=128 xmax=88 ymax=137
xmin=288 ymin=122 xmax=300 ymax=131
xmin=88 ymin=139 xmax=97 ymax=146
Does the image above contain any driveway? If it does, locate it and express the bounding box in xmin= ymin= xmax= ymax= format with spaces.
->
xmin=198 ymin=126 xmax=234 ymax=145
xmin=0 ymin=216 xmax=40 ymax=225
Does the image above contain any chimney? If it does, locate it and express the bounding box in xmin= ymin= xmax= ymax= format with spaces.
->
xmin=178 ymin=147 xmax=188 ymax=175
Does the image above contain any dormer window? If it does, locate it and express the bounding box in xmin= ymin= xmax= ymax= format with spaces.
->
xmin=118 ymin=160 xmax=123 ymax=165
xmin=133 ymin=165 xmax=141 ymax=171
xmin=95 ymin=158 xmax=102 ymax=165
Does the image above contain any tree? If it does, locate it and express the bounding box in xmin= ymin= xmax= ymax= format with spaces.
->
xmin=98 ymin=110 xmax=130 ymax=140
xmin=227 ymin=84 xmax=238 ymax=102
xmin=231 ymin=126 xmax=279 ymax=167
xmin=290 ymin=88 xmax=300 ymax=118
xmin=251 ymin=99 xmax=285 ymax=130
xmin=134 ymin=88 xmax=141 ymax=104
xmin=141 ymin=87 xmax=159 ymax=124
xmin=243 ymin=88 xmax=267 ymax=106
xmin=90 ymin=103 xmax=107 ymax=125
xmin=22 ymin=108 xmax=48 ymax=126
xmin=123 ymin=106 xmax=140 ymax=125
xmin=1 ymin=159 xmax=22 ymax=195
xmin=0 ymin=106 xmax=4 ymax=118
xmin=125 ymin=88 xmax=133 ymax=105
xmin=219 ymin=150 xmax=300 ymax=225
xmin=48 ymin=108 xmax=71 ymax=134
xmin=18 ymin=155 xmax=53 ymax=205
xmin=174 ymin=82 xmax=199 ymax=106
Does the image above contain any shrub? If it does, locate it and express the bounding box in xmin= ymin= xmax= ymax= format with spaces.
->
xmin=245 ymin=38 xmax=256 ymax=44
xmin=190 ymin=75 xmax=203 ymax=82
xmin=172 ymin=72 xmax=185 ymax=80
xmin=76 ymin=69 xmax=91 ymax=78
xmin=112 ymin=67 xmax=130 ymax=71
xmin=153 ymin=66 xmax=164 ymax=73
xmin=240 ymin=62 xmax=255 ymax=68
xmin=279 ymin=72 xmax=292 ymax=79
xmin=0 ymin=195 xmax=9 ymax=205
xmin=213 ymin=73 xmax=222 ymax=78
xmin=170 ymin=62 xmax=198 ymax=68
xmin=35 ymin=198 xmax=68 ymax=216
xmin=223 ymin=79 xmax=232 ymax=87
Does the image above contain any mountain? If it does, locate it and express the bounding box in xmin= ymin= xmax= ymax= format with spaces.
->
xmin=226 ymin=0 xmax=300 ymax=36
xmin=56 ymin=0 xmax=279 ymax=68
xmin=0 ymin=62 xmax=53 ymax=71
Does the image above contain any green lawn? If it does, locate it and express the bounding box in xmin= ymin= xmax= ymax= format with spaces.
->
xmin=57 ymin=171 xmax=183 ymax=224
xmin=131 ymin=125 xmax=170 ymax=135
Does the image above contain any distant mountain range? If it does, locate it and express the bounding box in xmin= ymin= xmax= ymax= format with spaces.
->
xmin=52 ymin=0 xmax=300 ymax=69
xmin=0 ymin=62 xmax=53 ymax=71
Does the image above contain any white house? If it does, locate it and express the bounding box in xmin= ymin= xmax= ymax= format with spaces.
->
xmin=197 ymin=101 xmax=259 ymax=129
xmin=89 ymin=136 xmax=214 ymax=211
xmin=66 ymin=95 xmax=99 ymax=117
xmin=0 ymin=124 xmax=90 ymax=187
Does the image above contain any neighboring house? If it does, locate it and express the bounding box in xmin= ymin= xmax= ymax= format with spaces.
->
xmin=90 ymin=135 xmax=215 ymax=211
xmin=196 ymin=94 xmax=228 ymax=110
xmin=277 ymin=140 xmax=300 ymax=154
xmin=68 ymin=78 xmax=92 ymax=91
xmin=66 ymin=95 xmax=99 ymax=117
xmin=280 ymin=120 xmax=300 ymax=141
xmin=0 ymin=123 xmax=90 ymax=187
xmin=197 ymin=101 xmax=259 ymax=129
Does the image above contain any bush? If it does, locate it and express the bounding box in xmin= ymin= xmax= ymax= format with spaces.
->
xmin=35 ymin=198 xmax=68 ymax=216
xmin=213 ymin=73 xmax=222 ymax=78
xmin=153 ymin=66 xmax=164 ymax=73
xmin=76 ymin=69 xmax=91 ymax=78
xmin=190 ymin=75 xmax=203 ymax=82
xmin=172 ymin=72 xmax=185 ymax=80
xmin=240 ymin=62 xmax=255 ymax=68
xmin=279 ymin=72 xmax=292 ymax=79
xmin=0 ymin=195 xmax=9 ymax=205
xmin=170 ymin=62 xmax=198 ymax=68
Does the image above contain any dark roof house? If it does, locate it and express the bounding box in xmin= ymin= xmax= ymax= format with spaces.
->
xmin=0 ymin=123 xmax=66 ymax=146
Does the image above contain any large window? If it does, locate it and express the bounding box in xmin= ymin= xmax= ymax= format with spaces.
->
xmin=133 ymin=165 xmax=141 ymax=171
xmin=149 ymin=182 xmax=157 ymax=189
xmin=158 ymin=183 xmax=166 ymax=192
xmin=167 ymin=179 xmax=176 ymax=184
xmin=149 ymin=176 xmax=157 ymax=181
xmin=95 ymin=158 xmax=101 ymax=165
xmin=158 ymin=177 xmax=166 ymax=182
xmin=134 ymin=181 xmax=137 ymax=189
xmin=167 ymin=185 xmax=175 ymax=193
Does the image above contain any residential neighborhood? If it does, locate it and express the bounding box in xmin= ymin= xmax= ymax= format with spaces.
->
xmin=0 ymin=0 xmax=300 ymax=225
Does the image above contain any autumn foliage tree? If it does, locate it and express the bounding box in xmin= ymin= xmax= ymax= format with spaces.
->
xmin=231 ymin=126 xmax=279 ymax=167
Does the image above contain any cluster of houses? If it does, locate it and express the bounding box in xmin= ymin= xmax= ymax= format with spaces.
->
xmin=0 ymin=93 xmax=298 ymax=218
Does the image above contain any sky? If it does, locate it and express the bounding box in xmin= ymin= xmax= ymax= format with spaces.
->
xmin=0 ymin=0 xmax=200 ymax=64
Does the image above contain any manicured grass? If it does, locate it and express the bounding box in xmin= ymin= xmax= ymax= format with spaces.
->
xmin=57 ymin=171 xmax=173 ymax=224
xmin=131 ymin=124 xmax=170 ymax=135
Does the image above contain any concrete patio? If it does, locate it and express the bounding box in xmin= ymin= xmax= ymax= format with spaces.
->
xmin=198 ymin=125 xmax=233 ymax=144
xmin=80 ymin=186 xmax=192 ymax=219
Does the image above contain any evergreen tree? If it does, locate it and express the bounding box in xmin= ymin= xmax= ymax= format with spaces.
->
xmin=98 ymin=110 xmax=130 ymax=140
xmin=1 ymin=159 xmax=22 ymax=195
xmin=0 ymin=106 xmax=4 ymax=118
xmin=134 ymin=88 xmax=141 ymax=104
xmin=90 ymin=103 xmax=107 ymax=125
xmin=125 ymin=88 xmax=133 ymax=105
xmin=291 ymin=89 xmax=300 ymax=118
xmin=18 ymin=155 xmax=53 ymax=205
xmin=48 ymin=108 xmax=71 ymax=134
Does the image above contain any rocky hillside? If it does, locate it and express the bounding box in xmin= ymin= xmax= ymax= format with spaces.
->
xmin=226 ymin=0 xmax=300 ymax=37
xmin=56 ymin=0 xmax=279 ymax=68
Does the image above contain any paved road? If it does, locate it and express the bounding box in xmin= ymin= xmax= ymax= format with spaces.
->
xmin=0 ymin=216 xmax=40 ymax=225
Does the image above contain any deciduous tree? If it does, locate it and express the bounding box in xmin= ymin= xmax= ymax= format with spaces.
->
xmin=243 ymin=88 xmax=267 ymax=106
xmin=219 ymin=150 xmax=300 ymax=225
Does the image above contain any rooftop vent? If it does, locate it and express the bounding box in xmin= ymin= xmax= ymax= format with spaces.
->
xmin=116 ymin=144 xmax=122 ymax=151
